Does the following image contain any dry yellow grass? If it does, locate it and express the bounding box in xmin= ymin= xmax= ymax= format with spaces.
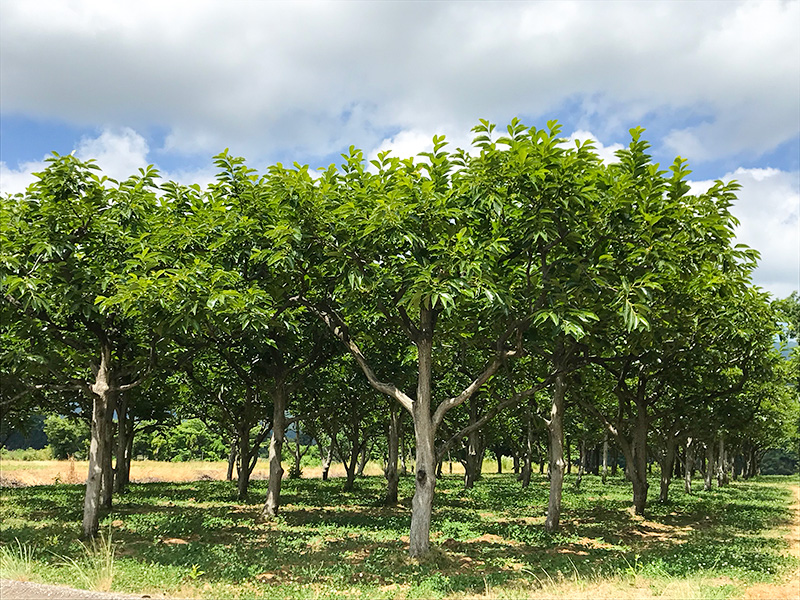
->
xmin=0 ymin=457 xmax=505 ymax=486
xmin=0 ymin=458 xmax=393 ymax=486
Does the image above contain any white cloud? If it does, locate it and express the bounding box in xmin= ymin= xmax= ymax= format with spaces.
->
xmin=0 ymin=128 xmax=217 ymax=195
xmin=75 ymin=127 xmax=149 ymax=182
xmin=0 ymin=159 xmax=45 ymax=196
xmin=564 ymin=131 xmax=623 ymax=164
xmin=689 ymin=167 xmax=800 ymax=299
xmin=1 ymin=1 xmax=797 ymax=164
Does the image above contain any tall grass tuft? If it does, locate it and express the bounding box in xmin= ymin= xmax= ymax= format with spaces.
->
xmin=0 ymin=538 xmax=36 ymax=581
xmin=58 ymin=529 xmax=116 ymax=592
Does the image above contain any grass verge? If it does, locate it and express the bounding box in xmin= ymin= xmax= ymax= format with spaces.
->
xmin=1 ymin=471 xmax=796 ymax=599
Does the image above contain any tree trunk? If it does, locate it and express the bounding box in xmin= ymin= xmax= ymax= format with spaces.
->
xmin=463 ymin=395 xmax=483 ymax=489
xmin=400 ymin=431 xmax=408 ymax=477
xmin=113 ymin=394 xmax=134 ymax=494
xmin=496 ymin=453 xmax=503 ymax=474
xmin=659 ymin=434 xmax=677 ymax=503
xmin=513 ymin=454 xmax=520 ymax=475
xmin=99 ymin=388 xmax=116 ymax=509
xmin=521 ymin=414 xmax=534 ymax=489
xmin=261 ymin=382 xmax=286 ymax=520
xmin=601 ymin=436 xmax=609 ymax=484
xmin=226 ymin=435 xmax=237 ymax=481
xmin=408 ymin=311 xmax=436 ymax=558
xmin=575 ymin=439 xmax=586 ymax=490
xmin=237 ymin=423 xmax=252 ymax=500
xmin=684 ymin=437 xmax=694 ymax=494
xmin=356 ymin=441 xmax=371 ymax=477
xmin=704 ymin=442 xmax=715 ymax=491
xmin=290 ymin=429 xmax=309 ymax=479
xmin=565 ymin=436 xmax=572 ymax=475
xmin=545 ymin=371 xmax=567 ymax=532
xmin=385 ymin=405 xmax=400 ymax=504
xmin=82 ymin=342 xmax=114 ymax=539
xmin=319 ymin=437 xmax=333 ymax=481
xmin=716 ymin=436 xmax=728 ymax=487
xmin=629 ymin=401 xmax=649 ymax=515
xmin=113 ymin=394 xmax=129 ymax=493
xmin=344 ymin=457 xmax=357 ymax=491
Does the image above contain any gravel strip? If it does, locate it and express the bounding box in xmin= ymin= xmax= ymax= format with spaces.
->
xmin=0 ymin=579 xmax=160 ymax=600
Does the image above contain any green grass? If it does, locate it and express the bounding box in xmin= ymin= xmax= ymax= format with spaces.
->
xmin=0 ymin=472 xmax=796 ymax=599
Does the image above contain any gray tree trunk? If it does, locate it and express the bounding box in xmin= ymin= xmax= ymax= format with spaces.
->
xmin=463 ymin=394 xmax=484 ymax=489
xmin=716 ymin=436 xmax=728 ymax=487
xmin=237 ymin=423 xmax=252 ymax=500
xmin=385 ymin=405 xmax=400 ymax=504
xmin=408 ymin=312 xmax=436 ymax=558
xmin=601 ymin=436 xmax=609 ymax=485
xmin=319 ymin=437 xmax=333 ymax=481
xmin=684 ymin=437 xmax=694 ymax=494
xmin=261 ymin=383 xmax=286 ymax=519
xmin=545 ymin=371 xmax=567 ymax=532
xmin=356 ymin=441 xmax=371 ymax=477
xmin=226 ymin=435 xmax=237 ymax=481
xmin=704 ymin=442 xmax=715 ymax=491
xmin=521 ymin=414 xmax=534 ymax=488
xmin=113 ymin=394 xmax=131 ymax=493
xmin=659 ymin=434 xmax=677 ymax=503
xmin=82 ymin=343 xmax=114 ymax=539
xmin=629 ymin=402 xmax=649 ymax=515
xmin=575 ymin=439 xmax=586 ymax=490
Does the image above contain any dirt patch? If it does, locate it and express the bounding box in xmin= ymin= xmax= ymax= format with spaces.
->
xmin=0 ymin=475 xmax=26 ymax=488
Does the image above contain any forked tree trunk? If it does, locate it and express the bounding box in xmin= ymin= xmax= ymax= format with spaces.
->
xmin=261 ymin=382 xmax=287 ymax=520
xmin=344 ymin=457 xmax=358 ymax=490
xmin=356 ymin=441 xmax=372 ymax=477
xmin=82 ymin=342 xmax=114 ymax=540
xmin=545 ymin=371 xmax=567 ymax=532
xmin=385 ymin=405 xmax=400 ymax=504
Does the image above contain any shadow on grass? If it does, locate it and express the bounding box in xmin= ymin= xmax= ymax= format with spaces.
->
xmin=1 ymin=472 xmax=796 ymax=595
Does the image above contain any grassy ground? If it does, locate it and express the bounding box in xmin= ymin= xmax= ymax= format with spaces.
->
xmin=0 ymin=463 xmax=797 ymax=599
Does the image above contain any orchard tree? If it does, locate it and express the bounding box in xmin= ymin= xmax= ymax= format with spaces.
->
xmin=1 ymin=155 xmax=160 ymax=538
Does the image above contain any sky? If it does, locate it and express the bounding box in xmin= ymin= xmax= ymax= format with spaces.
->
xmin=1 ymin=0 xmax=798 ymax=298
